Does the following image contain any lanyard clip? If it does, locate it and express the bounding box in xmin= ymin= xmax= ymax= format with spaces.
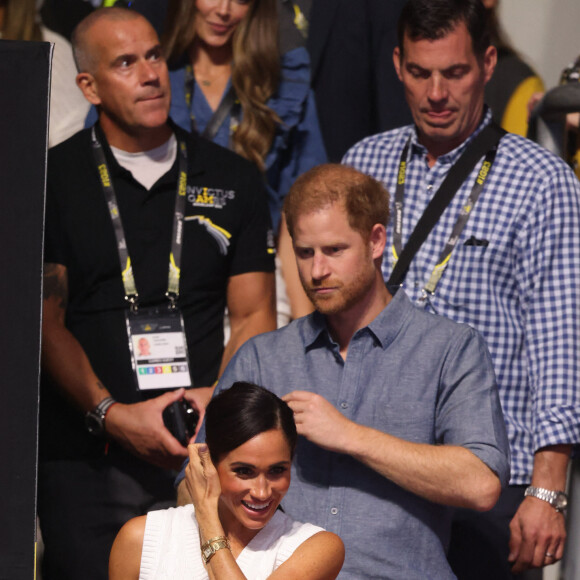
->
xmin=166 ymin=291 xmax=178 ymax=311
xmin=125 ymin=294 xmax=139 ymax=313
xmin=418 ymin=288 xmax=432 ymax=303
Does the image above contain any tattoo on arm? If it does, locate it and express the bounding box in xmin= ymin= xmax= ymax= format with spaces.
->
xmin=43 ymin=263 xmax=68 ymax=310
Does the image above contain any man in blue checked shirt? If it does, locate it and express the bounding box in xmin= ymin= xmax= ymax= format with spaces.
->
xmin=343 ymin=0 xmax=580 ymax=578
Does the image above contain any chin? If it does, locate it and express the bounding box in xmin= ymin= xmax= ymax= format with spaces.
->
xmin=141 ymin=113 xmax=170 ymax=130
xmin=309 ymin=298 xmax=344 ymax=316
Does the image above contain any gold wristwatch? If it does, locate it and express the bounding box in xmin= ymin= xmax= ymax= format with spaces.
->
xmin=201 ymin=536 xmax=231 ymax=564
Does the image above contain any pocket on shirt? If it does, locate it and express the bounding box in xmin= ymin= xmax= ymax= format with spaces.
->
xmin=431 ymin=244 xmax=489 ymax=309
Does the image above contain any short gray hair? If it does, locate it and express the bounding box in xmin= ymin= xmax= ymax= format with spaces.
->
xmin=71 ymin=7 xmax=145 ymax=73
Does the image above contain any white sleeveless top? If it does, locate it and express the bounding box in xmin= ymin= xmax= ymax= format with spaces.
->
xmin=139 ymin=505 xmax=324 ymax=579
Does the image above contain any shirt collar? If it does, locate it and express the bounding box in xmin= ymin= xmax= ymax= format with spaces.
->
xmin=300 ymin=289 xmax=416 ymax=352
xmin=409 ymin=107 xmax=493 ymax=165
xmin=92 ymin=119 xmax=205 ymax=183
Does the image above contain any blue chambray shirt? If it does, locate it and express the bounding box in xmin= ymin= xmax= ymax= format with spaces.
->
xmin=197 ymin=290 xmax=509 ymax=579
xmin=343 ymin=109 xmax=580 ymax=485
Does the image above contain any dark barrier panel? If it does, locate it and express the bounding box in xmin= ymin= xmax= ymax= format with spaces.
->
xmin=0 ymin=40 xmax=51 ymax=580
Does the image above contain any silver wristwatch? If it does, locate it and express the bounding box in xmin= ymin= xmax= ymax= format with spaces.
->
xmin=85 ymin=396 xmax=117 ymax=437
xmin=524 ymin=486 xmax=568 ymax=512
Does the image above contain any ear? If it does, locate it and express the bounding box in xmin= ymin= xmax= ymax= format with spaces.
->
xmin=369 ymin=224 xmax=387 ymax=260
xmin=393 ymin=46 xmax=403 ymax=82
xmin=76 ymin=72 xmax=102 ymax=106
xmin=482 ymin=45 xmax=497 ymax=85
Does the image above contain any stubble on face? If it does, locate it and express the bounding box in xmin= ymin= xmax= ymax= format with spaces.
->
xmin=302 ymin=243 xmax=376 ymax=317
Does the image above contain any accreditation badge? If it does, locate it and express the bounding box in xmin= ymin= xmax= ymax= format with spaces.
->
xmin=126 ymin=307 xmax=192 ymax=391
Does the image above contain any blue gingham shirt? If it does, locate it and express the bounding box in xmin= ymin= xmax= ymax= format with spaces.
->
xmin=201 ymin=290 xmax=509 ymax=579
xmin=343 ymin=109 xmax=580 ymax=485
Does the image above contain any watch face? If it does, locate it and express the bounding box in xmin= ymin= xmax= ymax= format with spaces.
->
xmin=85 ymin=413 xmax=103 ymax=436
xmin=202 ymin=546 xmax=213 ymax=560
xmin=556 ymin=494 xmax=568 ymax=510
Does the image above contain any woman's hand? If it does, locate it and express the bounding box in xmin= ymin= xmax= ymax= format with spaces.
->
xmin=185 ymin=444 xmax=223 ymax=533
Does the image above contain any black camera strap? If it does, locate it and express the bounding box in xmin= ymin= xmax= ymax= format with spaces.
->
xmin=387 ymin=122 xmax=505 ymax=293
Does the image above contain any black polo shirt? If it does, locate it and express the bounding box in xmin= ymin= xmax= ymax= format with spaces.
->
xmin=41 ymin=122 xmax=274 ymax=460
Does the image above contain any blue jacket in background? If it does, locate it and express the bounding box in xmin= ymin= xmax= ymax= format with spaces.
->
xmin=169 ymin=46 xmax=328 ymax=232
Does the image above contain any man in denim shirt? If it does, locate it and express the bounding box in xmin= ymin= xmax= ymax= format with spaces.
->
xmin=181 ymin=164 xmax=509 ymax=578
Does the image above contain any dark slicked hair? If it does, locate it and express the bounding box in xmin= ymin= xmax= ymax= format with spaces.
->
xmin=205 ymin=382 xmax=297 ymax=464
xmin=397 ymin=0 xmax=490 ymax=60
xmin=71 ymin=7 xmax=148 ymax=73
xmin=284 ymin=164 xmax=390 ymax=241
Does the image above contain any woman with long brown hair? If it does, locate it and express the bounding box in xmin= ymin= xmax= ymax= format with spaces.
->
xmin=163 ymin=0 xmax=325 ymax=231
xmin=162 ymin=1 xmax=324 ymax=321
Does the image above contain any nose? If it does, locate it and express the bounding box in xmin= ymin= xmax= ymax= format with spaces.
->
xmin=251 ymin=475 xmax=271 ymax=501
xmin=427 ymin=73 xmax=448 ymax=103
xmin=311 ymin=252 xmax=330 ymax=282
xmin=138 ymin=59 xmax=160 ymax=85
xmin=215 ymin=0 xmax=231 ymax=17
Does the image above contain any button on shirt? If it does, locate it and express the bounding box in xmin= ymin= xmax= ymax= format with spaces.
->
xmin=343 ymin=109 xmax=580 ymax=485
xmin=203 ymin=290 xmax=509 ymax=579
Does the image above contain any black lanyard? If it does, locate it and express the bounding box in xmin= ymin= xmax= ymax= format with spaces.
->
xmin=184 ymin=64 xmax=241 ymax=146
xmin=391 ymin=128 xmax=501 ymax=296
xmin=91 ymin=127 xmax=188 ymax=311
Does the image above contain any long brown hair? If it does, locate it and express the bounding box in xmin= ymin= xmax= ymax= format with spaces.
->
xmin=162 ymin=0 xmax=280 ymax=170
xmin=1 ymin=0 xmax=43 ymax=42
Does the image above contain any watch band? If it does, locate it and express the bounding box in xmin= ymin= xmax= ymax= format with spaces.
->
xmin=201 ymin=536 xmax=231 ymax=564
xmin=85 ymin=396 xmax=117 ymax=436
xmin=524 ymin=486 xmax=568 ymax=512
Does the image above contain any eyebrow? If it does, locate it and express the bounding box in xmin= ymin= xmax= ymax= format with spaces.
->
xmin=146 ymin=45 xmax=163 ymax=58
xmin=230 ymin=460 xmax=291 ymax=468
xmin=110 ymin=45 xmax=163 ymax=66
xmin=405 ymin=62 xmax=471 ymax=74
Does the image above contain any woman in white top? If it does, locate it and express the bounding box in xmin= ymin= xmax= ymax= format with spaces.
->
xmin=0 ymin=0 xmax=90 ymax=146
xmin=109 ymin=382 xmax=344 ymax=579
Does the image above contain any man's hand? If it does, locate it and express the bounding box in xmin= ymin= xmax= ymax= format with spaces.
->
xmin=509 ymin=445 xmax=571 ymax=572
xmin=105 ymin=388 xmax=189 ymax=470
xmin=282 ymin=390 xmax=354 ymax=453
xmin=508 ymin=496 xmax=566 ymax=573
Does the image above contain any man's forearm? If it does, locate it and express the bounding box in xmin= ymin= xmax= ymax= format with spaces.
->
xmin=219 ymin=271 xmax=276 ymax=376
xmin=284 ymin=390 xmax=503 ymax=510
xmin=42 ymin=263 xmax=112 ymax=411
xmin=530 ymin=445 xmax=571 ymax=491
xmin=42 ymin=321 xmax=113 ymax=411
xmin=340 ymin=421 xmax=501 ymax=510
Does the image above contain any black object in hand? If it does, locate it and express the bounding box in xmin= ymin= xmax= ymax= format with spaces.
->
xmin=163 ymin=400 xmax=199 ymax=447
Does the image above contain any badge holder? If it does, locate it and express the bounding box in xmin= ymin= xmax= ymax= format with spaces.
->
xmin=126 ymin=301 xmax=192 ymax=392
xmin=92 ymin=129 xmax=193 ymax=392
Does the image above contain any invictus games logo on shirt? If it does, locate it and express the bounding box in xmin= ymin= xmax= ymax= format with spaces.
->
xmin=187 ymin=185 xmax=235 ymax=209
xmin=184 ymin=215 xmax=231 ymax=256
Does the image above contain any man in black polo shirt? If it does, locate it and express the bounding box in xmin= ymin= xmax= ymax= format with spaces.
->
xmin=38 ymin=7 xmax=276 ymax=579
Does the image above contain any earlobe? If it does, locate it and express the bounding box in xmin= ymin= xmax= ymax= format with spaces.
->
xmin=76 ymin=72 xmax=101 ymax=106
